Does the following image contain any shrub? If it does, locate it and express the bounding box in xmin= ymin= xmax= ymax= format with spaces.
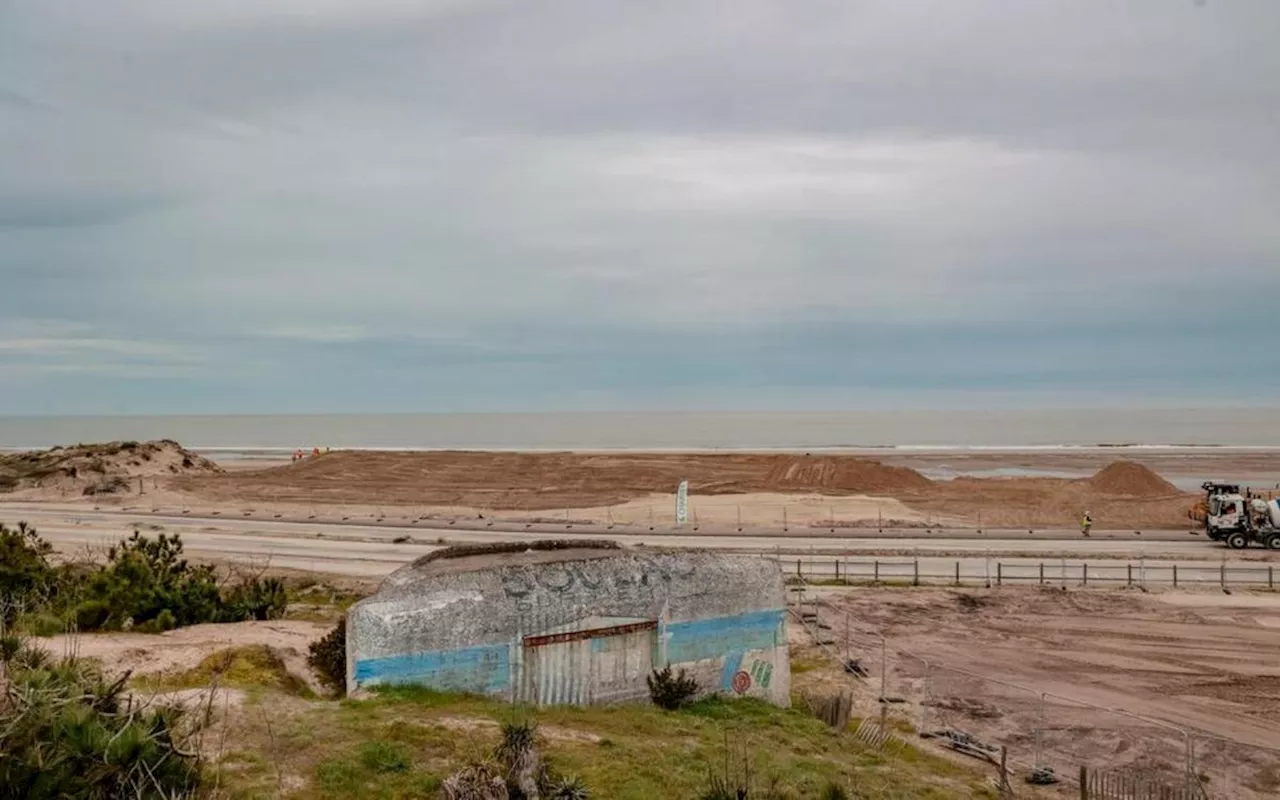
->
xmin=647 ymin=664 xmax=700 ymax=710
xmin=440 ymin=720 xmax=592 ymax=800
xmin=83 ymin=475 xmax=129 ymax=495
xmin=223 ymin=576 xmax=288 ymax=621
xmin=440 ymin=760 xmax=507 ymax=800
xmin=2 ymin=524 xmax=288 ymax=635
xmin=0 ymin=522 xmax=54 ymax=624
xmin=498 ymin=719 xmax=541 ymax=799
xmin=0 ymin=639 xmax=203 ymax=799
xmin=308 ymin=617 xmax=347 ymax=694
xmin=77 ymin=533 xmax=223 ymax=630
xmin=14 ymin=610 xmax=65 ymax=637
xmin=544 ymin=773 xmax=591 ymax=799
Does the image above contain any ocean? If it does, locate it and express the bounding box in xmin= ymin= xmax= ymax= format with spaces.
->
xmin=1 ymin=409 xmax=1279 ymax=455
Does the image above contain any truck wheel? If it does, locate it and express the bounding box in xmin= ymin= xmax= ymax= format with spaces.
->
xmin=1264 ymin=532 xmax=1280 ymax=551
xmin=1226 ymin=532 xmax=1248 ymax=549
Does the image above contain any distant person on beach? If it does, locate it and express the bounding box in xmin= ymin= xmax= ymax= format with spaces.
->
xmin=1081 ymin=511 xmax=1093 ymax=537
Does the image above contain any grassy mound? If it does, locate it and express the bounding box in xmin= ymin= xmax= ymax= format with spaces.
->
xmin=136 ymin=645 xmax=314 ymax=698
xmin=214 ymin=688 xmax=994 ymax=799
xmin=0 ymin=440 xmax=221 ymax=496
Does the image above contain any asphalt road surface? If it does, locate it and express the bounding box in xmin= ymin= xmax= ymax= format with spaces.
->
xmin=5 ymin=502 xmax=1265 ymax=581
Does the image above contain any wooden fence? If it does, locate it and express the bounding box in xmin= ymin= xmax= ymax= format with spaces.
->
xmin=1078 ymin=765 xmax=1204 ymax=800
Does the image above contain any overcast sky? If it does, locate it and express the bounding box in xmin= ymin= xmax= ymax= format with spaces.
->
xmin=1 ymin=0 xmax=1277 ymax=415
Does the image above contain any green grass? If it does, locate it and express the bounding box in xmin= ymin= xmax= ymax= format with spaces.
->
xmin=213 ymin=686 xmax=997 ymax=799
xmin=132 ymin=645 xmax=315 ymax=698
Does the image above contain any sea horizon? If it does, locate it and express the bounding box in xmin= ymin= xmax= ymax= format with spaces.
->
xmin=3 ymin=408 xmax=1280 ymax=453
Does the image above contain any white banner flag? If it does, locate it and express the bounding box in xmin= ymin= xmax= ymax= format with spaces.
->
xmin=676 ymin=480 xmax=689 ymax=525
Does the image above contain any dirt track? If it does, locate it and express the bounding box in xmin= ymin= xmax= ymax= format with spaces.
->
xmin=792 ymin=587 xmax=1280 ymax=798
xmin=170 ymin=451 xmax=1198 ymax=529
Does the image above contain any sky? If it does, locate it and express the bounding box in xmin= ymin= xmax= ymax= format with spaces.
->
xmin=1 ymin=0 xmax=1278 ymax=415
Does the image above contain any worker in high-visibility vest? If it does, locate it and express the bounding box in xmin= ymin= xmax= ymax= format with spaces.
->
xmin=1081 ymin=511 xmax=1093 ymax=537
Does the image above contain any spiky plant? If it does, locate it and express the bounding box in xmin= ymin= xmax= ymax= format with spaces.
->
xmin=498 ymin=719 xmax=542 ymax=799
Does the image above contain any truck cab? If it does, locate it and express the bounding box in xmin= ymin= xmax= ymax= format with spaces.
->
xmin=1201 ymin=481 xmax=1280 ymax=549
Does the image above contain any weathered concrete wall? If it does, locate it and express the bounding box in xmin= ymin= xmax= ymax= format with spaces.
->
xmin=347 ymin=548 xmax=788 ymax=706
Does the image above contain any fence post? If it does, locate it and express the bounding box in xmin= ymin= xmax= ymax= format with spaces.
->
xmin=1083 ymin=563 xmax=1088 ymax=587
xmin=1079 ymin=765 xmax=1088 ymax=799
xmin=1173 ymin=563 xmax=1178 ymax=588
xmin=835 ymin=560 xmax=841 ymax=583
xmin=1270 ymin=566 xmax=1274 ymax=590
xmin=913 ymin=558 xmax=919 ymax=587
xmin=874 ymin=560 xmax=879 ymax=583
xmin=796 ymin=559 xmax=801 ymax=578
xmin=1220 ymin=562 xmax=1226 ymax=591
xmin=997 ymin=562 xmax=1002 ymax=586
xmin=954 ymin=561 xmax=960 ymax=586
xmin=1039 ymin=562 xmax=1044 ymax=585
xmin=880 ymin=637 xmax=888 ymax=701
xmin=1034 ymin=692 xmax=1046 ymax=770
xmin=1127 ymin=563 xmax=1132 ymax=586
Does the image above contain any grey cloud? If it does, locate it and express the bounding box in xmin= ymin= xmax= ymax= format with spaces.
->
xmin=0 ymin=0 xmax=1277 ymax=412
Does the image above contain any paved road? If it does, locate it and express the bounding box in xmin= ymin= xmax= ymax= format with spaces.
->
xmin=5 ymin=502 xmax=1265 ymax=580
xmin=0 ymin=501 xmax=1206 ymax=541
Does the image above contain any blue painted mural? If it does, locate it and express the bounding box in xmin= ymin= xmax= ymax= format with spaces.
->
xmin=664 ymin=608 xmax=785 ymax=664
xmin=351 ymin=607 xmax=785 ymax=698
xmin=353 ymin=643 xmax=510 ymax=694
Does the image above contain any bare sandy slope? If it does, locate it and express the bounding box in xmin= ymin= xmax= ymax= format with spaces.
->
xmin=167 ymin=451 xmax=1197 ymax=529
xmin=792 ymin=587 xmax=1280 ymax=798
xmin=1 ymin=444 xmax=1214 ymax=528
xmin=35 ymin=620 xmax=331 ymax=694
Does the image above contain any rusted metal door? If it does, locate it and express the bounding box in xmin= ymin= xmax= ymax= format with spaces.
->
xmin=520 ymin=619 xmax=657 ymax=706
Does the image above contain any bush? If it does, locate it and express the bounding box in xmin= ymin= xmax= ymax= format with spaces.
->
xmin=441 ymin=720 xmax=591 ymax=800
xmin=1 ymin=523 xmax=288 ymax=635
xmin=308 ymin=617 xmax=347 ymax=694
xmin=223 ymin=576 xmax=288 ymax=621
xmin=544 ymin=774 xmax=591 ymax=799
xmin=646 ymin=664 xmax=700 ymax=710
xmin=0 ymin=639 xmax=203 ymax=799
xmin=0 ymin=522 xmax=54 ymax=623
xmin=78 ymin=533 xmax=224 ymax=630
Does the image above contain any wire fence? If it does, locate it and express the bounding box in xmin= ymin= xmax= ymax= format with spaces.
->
xmin=786 ymin=586 xmax=1280 ymax=799
xmin=773 ymin=556 xmax=1280 ymax=590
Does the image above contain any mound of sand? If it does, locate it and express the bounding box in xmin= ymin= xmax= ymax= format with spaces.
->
xmin=1086 ymin=461 xmax=1179 ymax=497
xmin=0 ymin=440 xmax=222 ymax=497
xmin=763 ymin=455 xmax=933 ymax=493
xmin=185 ymin=450 xmax=935 ymax=511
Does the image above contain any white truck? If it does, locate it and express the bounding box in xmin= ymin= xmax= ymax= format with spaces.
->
xmin=1200 ymin=481 xmax=1280 ymax=549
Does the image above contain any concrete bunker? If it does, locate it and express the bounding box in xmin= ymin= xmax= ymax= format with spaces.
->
xmin=346 ymin=540 xmax=789 ymax=706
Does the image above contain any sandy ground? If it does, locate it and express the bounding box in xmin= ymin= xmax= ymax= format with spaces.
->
xmin=790 ymin=586 xmax=1280 ymax=798
xmin=34 ymin=620 xmax=332 ymax=695
xmin=10 ymin=445 xmax=1270 ymax=530
xmin=151 ymin=450 xmax=1203 ymax=529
